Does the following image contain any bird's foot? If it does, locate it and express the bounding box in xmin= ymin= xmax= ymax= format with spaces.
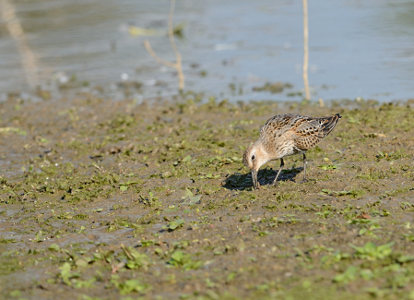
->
xmin=300 ymin=177 xmax=316 ymax=184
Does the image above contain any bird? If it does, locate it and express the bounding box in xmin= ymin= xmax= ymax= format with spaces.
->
xmin=243 ymin=113 xmax=341 ymax=189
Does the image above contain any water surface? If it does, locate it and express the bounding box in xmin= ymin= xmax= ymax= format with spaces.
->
xmin=0 ymin=0 xmax=413 ymax=101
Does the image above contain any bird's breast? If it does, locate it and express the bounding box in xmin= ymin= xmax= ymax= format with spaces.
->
xmin=266 ymin=139 xmax=297 ymax=159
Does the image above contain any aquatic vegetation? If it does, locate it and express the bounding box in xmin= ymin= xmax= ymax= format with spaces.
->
xmin=121 ymin=245 xmax=150 ymax=270
xmin=252 ymin=82 xmax=293 ymax=94
xmin=167 ymin=250 xmax=202 ymax=270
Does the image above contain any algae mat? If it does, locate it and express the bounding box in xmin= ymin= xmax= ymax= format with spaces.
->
xmin=1 ymin=95 xmax=414 ymax=299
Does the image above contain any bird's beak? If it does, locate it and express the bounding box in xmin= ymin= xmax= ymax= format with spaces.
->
xmin=251 ymin=169 xmax=260 ymax=189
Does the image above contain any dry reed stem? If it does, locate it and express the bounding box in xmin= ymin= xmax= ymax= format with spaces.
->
xmin=318 ymin=97 xmax=325 ymax=107
xmin=0 ymin=0 xmax=39 ymax=87
xmin=143 ymin=41 xmax=175 ymax=69
xmin=144 ymin=0 xmax=184 ymax=90
xmin=302 ymin=0 xmax=310 ymax=100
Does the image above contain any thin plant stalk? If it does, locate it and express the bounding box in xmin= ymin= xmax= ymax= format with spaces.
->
xmin=144 ymin=0 xmax=184 ymax=91
xmin=0 ymin=0 xmax=39 ymax=87
xmin=302 ymin=0 xmax=310 ymax=100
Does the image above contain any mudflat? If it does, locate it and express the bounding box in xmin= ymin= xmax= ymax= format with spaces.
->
xmin=1 ymin=94 xmax=413 ymax=299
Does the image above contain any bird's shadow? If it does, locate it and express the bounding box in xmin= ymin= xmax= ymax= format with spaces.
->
xmin=223 ymin=167 xmax=302 ymax=190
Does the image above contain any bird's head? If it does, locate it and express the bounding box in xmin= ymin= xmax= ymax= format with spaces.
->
xmin=243 ymin=141 xmax=269 ymax=171
xmin=243 ymin=141 xmax=269 ymax=189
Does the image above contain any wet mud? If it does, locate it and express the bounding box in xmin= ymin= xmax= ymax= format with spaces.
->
xmin=1 ymin=94 xmax=413 ymax=299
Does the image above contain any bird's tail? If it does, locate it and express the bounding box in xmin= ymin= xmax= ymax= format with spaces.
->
xmin=320 ymin=113 xmax=342 ymax=136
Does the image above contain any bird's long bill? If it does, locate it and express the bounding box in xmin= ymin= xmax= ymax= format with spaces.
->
xmin=251 ymin=169 xmax=259 ymax=189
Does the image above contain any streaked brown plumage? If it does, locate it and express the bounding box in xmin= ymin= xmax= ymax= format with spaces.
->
xmin=243 ymin=113 xmax=341 ymax=189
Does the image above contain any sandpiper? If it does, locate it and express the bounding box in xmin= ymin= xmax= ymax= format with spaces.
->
xmin=243 ymin=113 xmax=341 ymax=189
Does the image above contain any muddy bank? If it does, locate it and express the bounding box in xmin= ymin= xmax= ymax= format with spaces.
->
xmin=0 ymin=94 xmax=414 ymax=299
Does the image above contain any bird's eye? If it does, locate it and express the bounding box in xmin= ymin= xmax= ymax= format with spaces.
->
xmin=251 ymin=155 xmax=255 ymax=160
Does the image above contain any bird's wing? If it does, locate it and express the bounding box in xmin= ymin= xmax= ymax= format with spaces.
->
xmin=294 ymin=118 xmax=325 ymax=137
xmin=293 ymin=114 xmax=341 ymax=150
xmin=292 ymin=118 xmax=323 ymax=150
xmin=260 ymin=114 xmax=301 ymax=138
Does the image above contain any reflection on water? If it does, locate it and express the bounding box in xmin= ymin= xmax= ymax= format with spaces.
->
xmin=0 ymin=0 xmax=413 ymax=101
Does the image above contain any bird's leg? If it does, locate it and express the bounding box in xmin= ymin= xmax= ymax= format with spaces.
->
xmin=302 ymin=153 xmax=308 ymax=182
xmin=251 ymin=169 xmax=260 ymax=189
xmin=272 ymin=158 xmax=284 ymax=186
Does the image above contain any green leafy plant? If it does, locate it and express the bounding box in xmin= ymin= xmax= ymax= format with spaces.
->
xmin=321 ymin=189 xmax=363 ymax=198
xmin=59 ymin=262 xmax=80 ymax=286
xmin=121 ymin=245 xmax=149 ymax=270
xmin=111 ymin=275 xmax=149 ymax=295
xmin=168 ymin=250 xmax=202 ymax=270
xmin=333 ymin=266 xmax=358 ymax=284
xmin=318 ymin=164 xmax=338 ymax=170
xmin=352 ymin=242 xmax=393 ymax=261
xmin=164 ymin=218 xmax=185 ymax=231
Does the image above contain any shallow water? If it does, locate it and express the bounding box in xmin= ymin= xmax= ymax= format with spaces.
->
xmin=0 ymin=0 xmax=413 ymax=101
